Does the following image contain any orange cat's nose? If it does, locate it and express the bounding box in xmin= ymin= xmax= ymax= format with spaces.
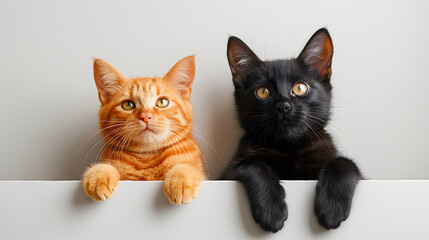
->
xmin=140 ymin=112 xmax=153 ymax=124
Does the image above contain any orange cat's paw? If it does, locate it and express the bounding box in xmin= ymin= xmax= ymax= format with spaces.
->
xmin=83 ymin=163 xmax=120 ymax=201
xmin=164 ymin=165 xmax=203 ymax=205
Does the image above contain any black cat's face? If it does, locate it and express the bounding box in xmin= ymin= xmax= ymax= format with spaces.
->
xmin=227 ymin=29 xmax=334 ymax=144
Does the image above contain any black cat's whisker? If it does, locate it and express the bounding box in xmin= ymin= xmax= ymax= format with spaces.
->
xmin=261 ymin=121 xmax=271 ymax=147
xmin=301 ymin=120 xmax=317 ymax=144
xmin=307 ymin=118 xmax=350 ymax=149
xmin=304 ymin=113 xmax=350 ymax=143
xmin=305 ymin=114 xmax=327 ymax=124
xmin=247 ymin=116 xmax=272 ymax=147
xmin=254 ymin=119 xmax=271 ymax=148
xmin=259 ymin=116 xmax=274 ymax=147
xmin=331 ymin=104 xmax=353 ymax=111
xmin=248 ymin=115 xmax=271 ymax=130
xmin=305 ymin=119 xmax=333 ymax=154
xmin=245 ymin=113 xmax=271 ymax=123
xmin=304 ymin=108 xmax=347 ymax=124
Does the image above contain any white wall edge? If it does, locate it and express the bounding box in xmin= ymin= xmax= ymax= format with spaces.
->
xmin=1 ymin=180 xmax=428 ymax=239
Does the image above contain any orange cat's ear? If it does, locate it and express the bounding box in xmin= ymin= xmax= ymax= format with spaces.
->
xmin=163 ymin=56 xmax=196 ymax=98
xmin=93 ymin=58 xmax=128 ymax=104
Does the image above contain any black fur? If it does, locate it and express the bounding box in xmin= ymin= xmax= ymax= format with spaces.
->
xmin=221 ymin=28 xmax=362 ymax=232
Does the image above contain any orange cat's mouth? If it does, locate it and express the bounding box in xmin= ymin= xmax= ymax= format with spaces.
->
xmin=142 ymin=127 xmax=156 ymax=133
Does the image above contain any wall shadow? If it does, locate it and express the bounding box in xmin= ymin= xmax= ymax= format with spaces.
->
xmin=234 ymin=182 xmax=271 ymax=237
xmin=308 ymin=185 xmax=328 ymax=235
xmin=71 ymin=182 xmax=96 ymax=208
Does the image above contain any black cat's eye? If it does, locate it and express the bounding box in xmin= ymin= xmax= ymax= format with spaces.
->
xmin=291 ymin=82 xmax=309 ymax=96
xmin=255 ymin=87 xmax=271 ymax=99
xmin=121 ymin=101 xmax=135 ymax=110
xmin=156 ymin=97 xmax=170 ymax=108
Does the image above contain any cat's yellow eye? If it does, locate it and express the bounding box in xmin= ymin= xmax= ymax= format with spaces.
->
xmin=121 ymin=101 xmax=135 ymax=110
xmin=292 ymin=82 xmax=309 ymax=96
xmin=255 ymin=87 xmax=271 ymax=99
xmin=156 ymin=98 xmax=170 ymax=108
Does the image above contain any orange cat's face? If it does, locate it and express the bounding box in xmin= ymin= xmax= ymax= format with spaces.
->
xmin=93 ymin=56 xmax=196 ymax=153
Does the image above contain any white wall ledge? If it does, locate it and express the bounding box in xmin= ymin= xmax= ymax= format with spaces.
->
xmin=1 ymin=180 xmax=428 ymax=239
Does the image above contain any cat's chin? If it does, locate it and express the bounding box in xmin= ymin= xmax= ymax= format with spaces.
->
xmin=140 ymin=134 xmax=168 ymax=145
xmin=126 ymin=139 xmax=169 ymax=153
xmin=272 ymin=123 xmax=310 ymax=144
xmin=277 ymin=119 xmax=295 ymax=128
xmin=122 ymin=129 xmax=170 ymax=151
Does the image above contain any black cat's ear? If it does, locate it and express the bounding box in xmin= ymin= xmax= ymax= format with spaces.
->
xmin=227 ymin=36 xmax=261 ymax=87
xmin=298 ymin=28 xmax=334 ymax=82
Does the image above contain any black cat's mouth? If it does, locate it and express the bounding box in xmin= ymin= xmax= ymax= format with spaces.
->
xmin=280 ymin=119 xmax=292 ymax=125
xmin=276 ymin=114 xmax=298 ymax=127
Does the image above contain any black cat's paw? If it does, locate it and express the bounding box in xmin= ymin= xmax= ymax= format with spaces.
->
xmin=250 ymin=191 xmax=288 ymax=233
xmin=314 ymin=183 xmax=352 ymax=229
xmin=314 ymin=157 xmax=361 ymax=230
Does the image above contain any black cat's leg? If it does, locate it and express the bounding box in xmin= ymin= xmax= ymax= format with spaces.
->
xmin=234 ymin=159 xmax=288 ymax=233
xmin=314 ymin=157 xmax=362 ymax=229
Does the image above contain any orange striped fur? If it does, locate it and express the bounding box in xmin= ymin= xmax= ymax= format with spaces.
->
xmin=83 ymin=56 xmax=206 ymax=204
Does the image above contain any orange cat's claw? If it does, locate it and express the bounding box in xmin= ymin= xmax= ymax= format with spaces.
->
xmin=164 ymin=164 xmax=202 ymax=205
xmin=83 ymin=163 xmax=120 ymax=201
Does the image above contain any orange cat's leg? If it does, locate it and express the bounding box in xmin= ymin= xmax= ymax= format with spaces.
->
xmin=82 ymin=163 xmax=120 ymax=201
xmin=164 ymin=164 xmax=203 ymax=205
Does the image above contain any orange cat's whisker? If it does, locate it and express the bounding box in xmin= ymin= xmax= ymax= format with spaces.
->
xmin=170 ymin=128 xmax=209 ymax=177
xmin=107 ymin=128 xmax=135 ymax=163
xmin=85 ymin=126 xmax=127 ymax=162
xmin=118 ymin=129 xmax=137 ymax=161
xmin=168 ymin=131 xmax=191 ymax=165
xmin=76 ymin=123 xmax=128 ymax=159
xmin=96 ymin=127 xmax=130 ymax=163
xmin=178 ymin=125 xmax=220 ymax=163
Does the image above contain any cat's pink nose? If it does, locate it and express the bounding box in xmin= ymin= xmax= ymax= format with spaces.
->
xmin=140 ymin=112 xmax=153 ymax=124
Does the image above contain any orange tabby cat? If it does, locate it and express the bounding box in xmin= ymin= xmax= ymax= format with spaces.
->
xmin=83 ymin=56 xmax=206 ymax=205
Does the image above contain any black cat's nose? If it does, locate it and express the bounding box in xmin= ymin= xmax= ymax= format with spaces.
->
xmin=275 ymin=102 xmax=292 ymax=114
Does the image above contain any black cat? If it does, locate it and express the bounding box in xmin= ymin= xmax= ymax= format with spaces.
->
xmin=221 ymin=28 xmax=362 ymax=232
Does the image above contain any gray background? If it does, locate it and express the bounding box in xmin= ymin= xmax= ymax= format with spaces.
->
xmin=0 ymin=0 xmax=428 ymax=180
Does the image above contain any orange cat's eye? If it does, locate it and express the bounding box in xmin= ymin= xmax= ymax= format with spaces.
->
xmin=121 ymin=101 xmax=135 ymax=110
xmin=255 ymin=87 xmax=271 ymax=99
xmin=291 ymin=82 xmax=309 ymax=96
xmin=156 ymin=98 xmax=170 ymax=108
